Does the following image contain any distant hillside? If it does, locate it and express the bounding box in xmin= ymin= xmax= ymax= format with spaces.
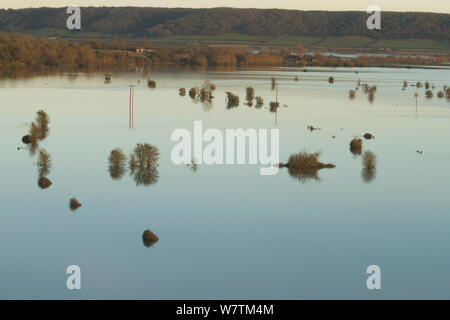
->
xmin=0 ymin=7 xmax=449 ymax=40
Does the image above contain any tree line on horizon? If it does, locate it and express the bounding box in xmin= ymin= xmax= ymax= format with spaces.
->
xmin=0 ymin=7 xmax=448 ymax=40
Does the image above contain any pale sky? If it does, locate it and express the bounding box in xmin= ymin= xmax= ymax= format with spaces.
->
xmin=1 ymin=0 xmax=449 ymax=13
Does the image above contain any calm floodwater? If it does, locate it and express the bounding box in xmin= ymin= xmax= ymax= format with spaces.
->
xmin=1 ymin=67 xmax=449 ymax=299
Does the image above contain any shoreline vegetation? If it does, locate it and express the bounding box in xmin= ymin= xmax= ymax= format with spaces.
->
xmin=0 ymin=32 xmax=449 ymax=77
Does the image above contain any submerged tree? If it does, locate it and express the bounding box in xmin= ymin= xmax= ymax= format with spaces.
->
xmin=108 ymin=148 xmax=127 ymax=180
xmin=129 ymin=143 xmax=160 ymax=186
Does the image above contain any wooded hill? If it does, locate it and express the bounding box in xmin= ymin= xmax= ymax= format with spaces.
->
xmin=0 ymin=7 xmax=448 ymax=40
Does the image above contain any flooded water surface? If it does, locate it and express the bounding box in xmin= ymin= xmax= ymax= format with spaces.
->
xmin=1 ymin=67 xmax=450 ymax=299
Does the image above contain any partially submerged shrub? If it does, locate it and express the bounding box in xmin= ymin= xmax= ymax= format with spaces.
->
xmin=281 ymin=150 xmax=335 ymax=183
xmin=328 ymin=76 xmax=334 ymax=83
xmin=349 ymin=90 xmax=356 ymax=99
xmin=246 ymin=87 xmax=255 ymax=106
xmin=142 ymin=229 xmax=159 ymax=247
xmin=425 ymin=90 xmax=433 ymax=98
xmin=269 ymin=101 xmax=279 ymax=113
xmin=226 ymin=92 xmax=239 ymax=109
xmin=446 ymin=88 xmax=450 ymax=98
xmin=437 ymin=91 xmax=444 ymax=98
xmin=189 ymin=88 xmax=198 ymax=99
xmin=179 ymin=88 xmax=186 ymax=96
xmin=147 ymin=79 xmax=156 ymax=88
xmin=425 ymin=81 xmax=430 ymax=89
xmin=255 ymin=96 xmax=264 ymax=108
xmin=416 ymin=81 xmax=423 ymax=88
xmin=38 ymin=176 xmax=52 ymax=189
xmin=307 ymin=125 xmax=321 ymax=132
xmin=363 ymin=133 xmax=375 ymax=140
xmin=69 ymin=197 xmax=82 ymax=211
xmin=271 ymin=77 xmax=276 ymax=90
xmin=350 ymin=137 xmax=363 ymax=155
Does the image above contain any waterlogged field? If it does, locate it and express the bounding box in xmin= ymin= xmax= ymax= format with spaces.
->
xmin=0 ymin=67 xmax=449 ymax=299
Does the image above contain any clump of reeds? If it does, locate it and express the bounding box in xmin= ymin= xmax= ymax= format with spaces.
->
xmin=255 ymin=96 xmax=264 ymax=108
xmin=350 ymin=137 xmax=363 ymax=155
xmin=38 ymin=176 xmax=52 ymax=189
xmin=246 ymin=87 xmax=255 ymax=106
xmin=269 ymin=101 xmax=279 ymax=113
xmin=361 ymin=150 xmax=377 ymax=183
xmin=147 ymin=79 xmax=156 ymax=88
xmin=142 ymin=229 xmax=159 ymax=247
xmin=179 ymin=88 xmax=186 ymax=96
xmin=349 ymin=90 xmax=356 ymax=99
xmin=226 ymin=92 xmax=239 ymax=109
xmin=271 ymin=77 xmax=276 ymax=90
xmin=69 ymin=197 xmax=82 ymax=211
xmin=328 ymin=76 xmax=334 ymax=84
xmin=37 ymin=148 xmax=52 ymax=177
xmin=108 ymin=148 xmax=127 ymax=180
xmin=425 ymin=90 xmax=433 ymax=98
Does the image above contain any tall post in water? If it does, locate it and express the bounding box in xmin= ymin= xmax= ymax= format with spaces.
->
xmin=129 ymin=85 xmax=135 ymax=128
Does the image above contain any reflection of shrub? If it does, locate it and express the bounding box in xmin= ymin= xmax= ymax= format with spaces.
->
xmin=361 ymin=151 xmax=377 ymax=183
xmin=69 ymin=198 xmax=82 ymax=211
xmin=350 ymin=138 xmax=363 ymax=155
xmin=35 ymin=110 xmax=50 ymax=140
xmin=226 ymin=92 xmax=239 ymax=109
xmin=362 ymin=151 xmax=376 ymax=170
xmin=38 ymin=176 xmax=52 ymax=189
xmin=255 ymin=96 xmax=264 ymax=108
xmin=38 ymin=149 xmax=52 ymax=177
xmin=142 ymin=229 xmax=159 ymax=247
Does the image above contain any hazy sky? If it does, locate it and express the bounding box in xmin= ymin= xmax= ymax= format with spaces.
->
xmin=1 ymin=0 xmax=449 ymax=13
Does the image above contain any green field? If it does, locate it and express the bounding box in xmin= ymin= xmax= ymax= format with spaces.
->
xmin=18 ymin=29 xmax=450 ymax=52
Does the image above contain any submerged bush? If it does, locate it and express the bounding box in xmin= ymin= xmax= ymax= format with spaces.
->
xmin=179 ymin=88 xmax=186 ymax=96
xmin=142 ymin=229 xmax=159 ymax=247
xmin=269 ymin=101 xmax=279 ymax=113
xmin=69 ymin=197 xmax=82 ymax=211
xmin=38 ymin=176 xmax=52 ymax=189
xmin=147 ymin=79 xmax=156 ymax=88
xmin=425 ymin=90 xmax=434 ymax=98
xmin=35 ymin=110 xmax=49 ymax=140
xmin=350 ymin=137 xmax=363 ymax=155
xmin=255 ymin=96 xmax=264 ymax=108
xmin=226 ymin=92 xmax=239 ymax=109
xmin=129 ymin=143 xmax=160 ymax=186
xmin=349 ymin=90 xmax=356 ymax=99
xmin=437 ymin=91 xmax=444 ymax=98
xmin=271 ymin=77 xmax=276 ymax=90
xmin=363 ymin=133 xmax=375 ymax=140
xmin=328 ymin=76 xmax=334 ymax=83
xmin=22 ymin=135 xmax=32 ymax=144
